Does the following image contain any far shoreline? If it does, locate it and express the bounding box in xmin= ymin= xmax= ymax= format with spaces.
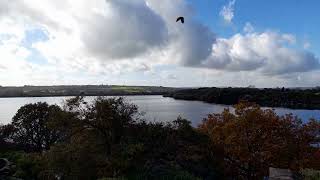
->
xmin=164 ymin=87 xmax=320 ymax=110
xmin=0 ymin=93 xmax=165 ymax=98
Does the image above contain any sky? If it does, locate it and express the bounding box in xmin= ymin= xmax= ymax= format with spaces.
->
xmin=0 ymin=0 xmax=319 ymax=87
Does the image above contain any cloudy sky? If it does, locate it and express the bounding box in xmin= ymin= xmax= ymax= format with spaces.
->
xmin=0 ymin=0 xmax=319 ymax=87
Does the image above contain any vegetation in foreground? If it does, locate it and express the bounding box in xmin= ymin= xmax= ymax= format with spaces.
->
xmin=164 ymin=87 xmax=320 ymax=109
xmin=0 ymin=97 xmax=319 ymax=180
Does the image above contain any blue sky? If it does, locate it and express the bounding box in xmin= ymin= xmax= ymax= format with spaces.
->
xmin=188 ymin=0 xmax=320 ymax=53
xmin=0 ymin=0 xmax=319 ymax=87
xmin=22 ymin=0 xmax=320 ymax=55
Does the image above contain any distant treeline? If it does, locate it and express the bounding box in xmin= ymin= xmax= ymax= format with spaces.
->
xmin=164 ymin=87 xmax=320 ymax=109
xmin=0 ymin=85 xmax=179 ymax=97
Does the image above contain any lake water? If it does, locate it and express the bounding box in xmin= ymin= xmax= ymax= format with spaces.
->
xmin=0 ymin=95 xmax=319 ymax=126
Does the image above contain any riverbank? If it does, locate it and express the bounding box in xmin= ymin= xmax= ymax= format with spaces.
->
xmin=164 ymin=87 xmax=320 ymax=110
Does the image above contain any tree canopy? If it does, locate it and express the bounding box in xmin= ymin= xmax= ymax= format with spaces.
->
xmin=199 ymin=101 xmax=320 ymax=179
xmin=0 ymin=97 xmax=319 ymax=179
xmin=7 ymin=102 xmax=63 ymax=152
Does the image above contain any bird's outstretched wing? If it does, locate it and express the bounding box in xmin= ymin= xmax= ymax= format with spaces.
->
xmin=176 ymin=17 xmax=184 ymax=23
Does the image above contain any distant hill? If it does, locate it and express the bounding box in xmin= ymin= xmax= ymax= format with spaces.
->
xmin=0 ymin=85 xmax=180 ymax=97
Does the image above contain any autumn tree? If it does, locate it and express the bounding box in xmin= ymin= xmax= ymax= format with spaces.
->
xmin=198 ymin=101 xmax=320 ymax=179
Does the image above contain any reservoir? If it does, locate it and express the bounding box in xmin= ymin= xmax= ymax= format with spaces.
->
xmin=0 ymin=95 xmax=319 ymax=125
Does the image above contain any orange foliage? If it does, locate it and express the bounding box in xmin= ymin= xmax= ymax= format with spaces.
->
xmin=198 ymin=101 xmax=320 ymax=179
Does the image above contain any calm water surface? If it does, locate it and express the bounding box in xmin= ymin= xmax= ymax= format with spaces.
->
xmin=0 ymin=95 xmax=319 ymax=125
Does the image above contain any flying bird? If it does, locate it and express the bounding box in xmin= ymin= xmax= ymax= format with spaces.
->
xmin=176 ymin=17 xmax=184 ymax=24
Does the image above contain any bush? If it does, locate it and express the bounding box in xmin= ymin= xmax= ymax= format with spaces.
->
xmin=301 ymin=169 xmax=320 ymax=180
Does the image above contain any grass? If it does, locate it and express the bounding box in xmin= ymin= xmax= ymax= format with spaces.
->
xmin=111 ymin=86 xmax=147 ymax=93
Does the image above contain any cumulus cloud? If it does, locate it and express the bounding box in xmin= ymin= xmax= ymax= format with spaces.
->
xmin=145 ymin=0 xmax=216 ymax=66
xmin=304 ymin=42 xmax=311 ymax=49
xmin=200 ymin=31 xmax=320 ymax=75
xmin=243 ymin=22 xmax=254 ymax=33
xmin=81 ymin=0 xmax=168 ymax=59
xmin=0 ymin=0 xmax=319 ymax=86
xmin=1 ymin=0 xmax=215 ymax=65
xmin=220 ymin=0 xmax=236 ymax=23
xmin=168 ymin=22 xmax=215 ymax=66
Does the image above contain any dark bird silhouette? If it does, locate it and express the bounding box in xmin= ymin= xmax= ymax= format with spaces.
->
xmin=176 ymin=17 xmax=184 ymax=24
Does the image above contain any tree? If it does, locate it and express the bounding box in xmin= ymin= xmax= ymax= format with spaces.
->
xmin=63 ymin=96 xmax=140 ymax=154
xmin=198 ymin=101 xmax=320 ymax=179
xmin=9 ymin=102 xmax=63 ymax=152
xmin=42 ymin=97 xmax=221 ymax=179
xmin=42 ymin=97 xmax=141 ymax=179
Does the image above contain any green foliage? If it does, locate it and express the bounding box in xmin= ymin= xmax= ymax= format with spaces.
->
xmin=99 ymin=170 xmax=202 ymax=180
xmin=8 ymin=102 xmax=63 ymax=152
xmin=301 ymin=169 xmax=320 ymax=180
xmin=14 ymin=154 xmax=44 ymax=180
xmin=0 ymin=85 xmax=177 ymax=97
xmin=165 ymin=87 xmax=320 ymax=109
xmin=0 ymin=151 xmax=43 ymax=180
xmin=40 ymin=97 xmax=218 ymax=179
xmin=0 ymin=151 xmax=23 ymax=164
xmin=111 ymin=86 xmax=145 ymax=93
xmin=1 ymin=96 xmax=319 ymax=180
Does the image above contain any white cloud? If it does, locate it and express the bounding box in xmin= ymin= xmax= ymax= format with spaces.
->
xmin=304 ymin=42 xmax=311 ymax=49
xmin=1 ymin=0 xmax=214 ymax=68
xmin=80 ymin=0 xmax=168 ymax=60
xmin=201 ymin=31 xmax=319 ymax=75
xmin=219 ymin=0 xmax=236 ymax=23
xmin=243 ymin=22 xmax=254 ymax=33
xmin=281 ymin=34 xmax=296 ymax=44
xmin=0 ymin=0 xmax=319 ymax=87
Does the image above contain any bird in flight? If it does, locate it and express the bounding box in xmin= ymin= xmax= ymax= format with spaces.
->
xmin=176 ymin=17 xmax=184 ymax=24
